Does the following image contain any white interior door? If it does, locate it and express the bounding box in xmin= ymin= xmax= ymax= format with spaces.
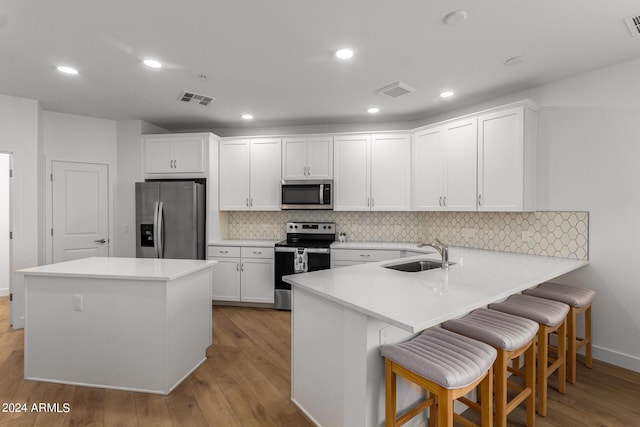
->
xmin=0 ymin=154 xmax=10 ymax=296
xmin=52 ymin=161 xmax=109 ymax=263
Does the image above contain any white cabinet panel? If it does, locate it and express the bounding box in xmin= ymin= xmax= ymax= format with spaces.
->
xmin=210 ymin=258 xmax=241 ymax=301
xmin=219 ymin=138 xmax=281 ymax=210
xmin=283 ymin=136 xmax=333 ymax=180
xmin=219 ymin=140 xmax=251 ymax=210
xmin=307 ymin=136 xmax=333 ymax=179
xmin=334 ymin=135 xmax=370 ymax=210
xmin=240 ymin=258 xmax=274 ymax=303
xmin=250 ymin=138 xmax=281 ymax=210
xmin=412 ymin=128 xmax=444 ymax=210
xmin=444 ymin=117 xmax=478 ymax=211
xmin=478 ymin=106 xmax=537 ymax=211
xmin=143 ymin=134 xmax=207 ymax=176
xmin=371 ymin=134 xmax=411 ymax=211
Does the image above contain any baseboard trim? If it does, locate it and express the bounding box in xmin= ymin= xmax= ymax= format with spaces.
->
xmin=0 ymin=288 xmax=8 ymax=297
xmin=592 ymin=345 xmax=640 ymax=373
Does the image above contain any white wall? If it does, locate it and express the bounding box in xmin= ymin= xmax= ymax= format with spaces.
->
xmin=0 ymin=94 xmax=40 ymax=328
xmin=41 ymin=112 xmax=118 ymax=262
xmin=115 ymin=120 xmax=166 ymax=257
xmin=0 ymin=154 xmax=10 ymax=296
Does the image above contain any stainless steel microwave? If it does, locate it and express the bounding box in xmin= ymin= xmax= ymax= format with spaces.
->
xmin=281 ymin=180 xmax=333 ymax=210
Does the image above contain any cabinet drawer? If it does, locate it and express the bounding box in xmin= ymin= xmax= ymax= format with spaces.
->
xmin=207 ymin=246 xmax=241 ymax=258
xmin=331 ymin=249 xmax=401 ymax=262
xmin=241 ymin=247 xmax=274 ymax=259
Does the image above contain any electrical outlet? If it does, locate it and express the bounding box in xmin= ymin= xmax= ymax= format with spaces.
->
xmin=379 ymin=327 xmax=389 ymax=345
xmin=461 ymin=227 xmax=476 ymax=238
xmin=521 ymin=231 xmax=531 ymax=242
xmin=72 ymin=295 xmax=83 ymax=312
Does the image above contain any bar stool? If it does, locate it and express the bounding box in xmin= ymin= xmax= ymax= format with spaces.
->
xmin=381 ymin=328 xmax=497 ymax=427
xmin=443 ymin=308 xmax=538 ymax=427
xmin=489 ymin=294 xmax=569 ymax=417
xmin=523 ymin=282 xmax=595 ymax=384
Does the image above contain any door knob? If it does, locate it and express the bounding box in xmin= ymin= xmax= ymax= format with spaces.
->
xmin=94 ymin=239 xmax=106 ymax=244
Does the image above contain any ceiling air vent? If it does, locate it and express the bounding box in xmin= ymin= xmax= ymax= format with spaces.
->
xmin=375 ymin=81 xmax=417 ymax=98
xmin=624 ymin=15 xmax=640 ymax=38
xmin=178 ymin=91 xmax=214 ymax=106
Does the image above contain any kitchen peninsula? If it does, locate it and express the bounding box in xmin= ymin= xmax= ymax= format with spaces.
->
xmin=18 ymin=257 xmax=216 ymax=395
xmin=284 ymin=247 xmax=588 ymax=426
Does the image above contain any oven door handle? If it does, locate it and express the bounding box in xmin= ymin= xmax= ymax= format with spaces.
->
xmin=275 ymin=247 xmax=331 ymax=254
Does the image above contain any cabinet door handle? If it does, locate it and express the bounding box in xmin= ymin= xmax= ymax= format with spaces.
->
xmin=246 ymin=198 xmax=249 ymax=207
xmin=253 ymin=251 xmax=262 ymax=255
xmin=250 ymin=198 xmax=253 ymax=207
xmin=371 ymin=198 xmax=374 ymax=208
xmin=219 ymin=250 xmax=229 ymax=254
xmin=240 ymin=263 xmax=244 ymax=272
xmin=366 ymin=197 xmax=370 ymax=207
xmin=478 ymin=194 xmax=482 ymax=206
xmin=174 ymin=159 xmax=177 ymax=169
xmin=236 ymin=263 xmax=240 ymax=271
xmin=443 ymin=196 xmax=447 ymax=207
xmin=439 ymin=196 xmax=443 ymax=206
xmin=360 ymin=254 xmax=370 ymax=258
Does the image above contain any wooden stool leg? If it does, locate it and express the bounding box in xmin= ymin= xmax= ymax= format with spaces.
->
xmin=567 ymin=307 xmax=577 ymax=384
xmin=557 ymin=319 xmax=566 ymax=394
xmin=585 ymin=305 xmax=593 ymax=368
xmin=494 ymin=351 xmax=508 ymax=427
xmin=537 ymin=326 xmax=548 ymax=417
xmin=428 ymin=397 xmax=437 ymax=427
xmin=480 ymin=367 xmax=493 ymax=427
xmin=438 ymin=389 xmax=453 ymax=427
xmin=385 ymin=359 xmax=397 ymax=427
xmin=525 ymin=340 xmax=536 ymax=427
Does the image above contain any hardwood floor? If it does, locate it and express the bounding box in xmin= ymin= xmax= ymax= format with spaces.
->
xmin=0 ymin=296 xmax=638 ymax=426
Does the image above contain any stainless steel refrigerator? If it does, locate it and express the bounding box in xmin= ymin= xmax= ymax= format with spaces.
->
xmin=135 ymin=181 xmax=205 ymax=259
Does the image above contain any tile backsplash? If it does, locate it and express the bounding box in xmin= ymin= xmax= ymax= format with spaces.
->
xmin=227 ymin=210 xmax=588 ymax=260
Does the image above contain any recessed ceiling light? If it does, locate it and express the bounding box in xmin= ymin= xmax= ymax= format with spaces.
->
xmin=440 ymin=91 xmax=454 ymax=98
xmin=367 ymin=107 xmax=380 ymax=114
xmin=443 ymin=10 xmax=468 ymax=26
xmin=57 ymin=66 xmax=78 ymax=75
xmin=241 ymin=114 xmax=254 ymax=120
xmin=143 ymin=59 xmax=162 ymax=69
xmin=504 ymin=56 xmax=525 ymax=66
xmin=335 ymin=48 xmax=354 ymax=60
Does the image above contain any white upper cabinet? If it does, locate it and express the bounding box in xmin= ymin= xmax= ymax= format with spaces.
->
xmin=143 ymin=133 xmax=210 ymax=177
xmin=412 ymin=127 xmax=444 ymax=210
xmin=443 ymin=117 xmax=478 ymax=211
xmin=334 ymin=133 xmax=411 ymax=211
xmin=413 ymin=118 xmax=477 ymax=211
xmin=282 ymin=136 xmax=333 ymax=180
xmin=219 ymin=138 xmax=281 ymax=211
xmin=477 ymin=105 xmax=537 ymax=211
xmin=370 ymin=134 xmax=412 ymax=210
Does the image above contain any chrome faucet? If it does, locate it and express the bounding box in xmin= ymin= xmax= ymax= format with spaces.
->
xmin=417 ymin=238 xmax=450 ymax=270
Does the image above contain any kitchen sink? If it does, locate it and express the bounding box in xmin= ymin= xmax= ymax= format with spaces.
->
xmin=384 ymin=259 xmax=455 ymax=272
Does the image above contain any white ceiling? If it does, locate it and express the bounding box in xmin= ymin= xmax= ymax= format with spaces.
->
xmin=1 ymin=0 xmax=639 ymax=131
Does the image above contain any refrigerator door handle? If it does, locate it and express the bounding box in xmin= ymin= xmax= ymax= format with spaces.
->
xmin=153 ymin=201 xmax=160 ymax=258
xmin=157 ymin=201 xmax=165 ymax=258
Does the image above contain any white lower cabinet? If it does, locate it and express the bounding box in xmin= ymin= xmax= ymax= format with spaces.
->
xmin=208 ymin=245 xmax=274 ymax=304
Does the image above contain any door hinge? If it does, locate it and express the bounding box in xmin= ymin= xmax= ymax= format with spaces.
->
xmin=51 ymin=228 xmax=53 ymax=236
xmin=9 ymin=169 xmax=12 ymax=178
xmin=9 ymin=293 xmax=12 ymax=302
xmin=9 ymin=231 xmax=12 ymax=240
xmin=50 ymin=173 xmax=53 ymax=182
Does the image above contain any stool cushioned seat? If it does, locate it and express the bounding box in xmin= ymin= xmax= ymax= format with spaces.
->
xmin=443 ymin=308 xmax=538 ymax=351
xmin=489 ymin=294 xmax=569 ymax=326
xmin=381 ymin=328 xmax=497 ymax=389
xmin=523 ymin=282 xmax=595 ymax=308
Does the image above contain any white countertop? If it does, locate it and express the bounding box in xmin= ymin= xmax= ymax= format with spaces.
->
xmin=17 ymin=257 xmax=217 ymax=281
xmin=331 ymin=241 xmax=435 ymax=253
xmin=284 ymin=247 xmax=588 ymax=333
xmin=208 ymin=239 xmax=280 ymax=247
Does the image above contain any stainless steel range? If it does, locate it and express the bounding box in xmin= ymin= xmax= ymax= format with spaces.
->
xmin=274 ymin=222 xmax=335 ymax=310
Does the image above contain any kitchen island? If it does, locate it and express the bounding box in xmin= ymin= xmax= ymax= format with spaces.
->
xmin=18 ymin=257 xmax=216 ymax=395
xmin=284 ymin=247 xmax=588 ymax=426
